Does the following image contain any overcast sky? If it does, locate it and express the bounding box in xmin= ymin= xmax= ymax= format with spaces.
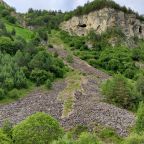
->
xmin=3 ymin=0 xmax=144 ymax=15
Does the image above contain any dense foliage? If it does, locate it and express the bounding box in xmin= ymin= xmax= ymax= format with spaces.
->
xmin=135 ymin=102 xmax=144 ymax=133
xmin=13 ymin=112 xmax=64 ymax=144
xmin=102 ymin=74 xmax=141 ymax=110
xmin=0 ymin=21 xmax=66 ymax=101
xmin=0 ymin=129 xmax=11 ymax=144
xmin=25 ymin=9 xmax=64 ymax=30
xmin=59 ymin=30 xmax=139 ymax=79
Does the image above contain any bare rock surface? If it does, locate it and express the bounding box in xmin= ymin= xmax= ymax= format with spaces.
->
xmin=60 ymin=8 xmax=144 ymax=39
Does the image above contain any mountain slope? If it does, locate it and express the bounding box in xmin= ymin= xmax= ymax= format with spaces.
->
xmin=0 ymin=44 xmax=135 ymax=137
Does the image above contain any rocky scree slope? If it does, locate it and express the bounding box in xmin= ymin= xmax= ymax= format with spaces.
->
xmin=0 ymin=45 xmax=135 ymax=137
xmin=61 ymin=8 xmax=144 ymax=38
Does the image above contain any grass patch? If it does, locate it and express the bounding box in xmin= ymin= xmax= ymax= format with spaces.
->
xmin=58 ymin=70 xmax=85 ymax=117
xmin=5 ymin=23 xmax=33 ymax=41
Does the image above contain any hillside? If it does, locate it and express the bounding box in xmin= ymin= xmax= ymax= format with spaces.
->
xmin=0 ymin=0 xmax=144 ymax=144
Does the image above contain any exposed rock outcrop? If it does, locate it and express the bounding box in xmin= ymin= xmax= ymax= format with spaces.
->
xmin=60 ymin=8 xmax=144 ymax=38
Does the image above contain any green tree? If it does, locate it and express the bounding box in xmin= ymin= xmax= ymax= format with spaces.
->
xmin=30 ymin=69 xmax=49 ymax=86
xmin=12 ymin=112 xmax=64 ymax=144
xmin=102 ymin=74 xmax=136 ymax=110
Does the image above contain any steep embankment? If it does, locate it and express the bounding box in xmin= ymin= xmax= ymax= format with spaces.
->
xmin=0 ymin=44 xmax=135 ymax=137
xmin=61 ymin=8 xmax=144 ymax=38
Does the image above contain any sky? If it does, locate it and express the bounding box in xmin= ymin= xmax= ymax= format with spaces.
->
xmin=3 ymin=0 xmax=144 ymax=15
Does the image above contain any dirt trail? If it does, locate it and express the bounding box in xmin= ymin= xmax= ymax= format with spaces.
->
xmin=0 ymin=45 xmax=135 ymax=137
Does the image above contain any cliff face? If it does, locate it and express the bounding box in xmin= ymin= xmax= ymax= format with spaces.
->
xmin=60 ymin=8 xmax=144 ymax=39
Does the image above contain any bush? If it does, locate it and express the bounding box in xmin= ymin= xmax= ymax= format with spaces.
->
xmin=2 ymin=120 xmax=13 ymax=138
xmin=0 ymin=37 xmax=23 ymax=55
xmin=123 ymin=133 xmax=144 ymax=144
xmin=0 ymin=129 xmax=11 ymax=144
xmin=45 ymin=79 xmax=52 ymax=89
xmin=8 ymin=89 xmax=19 ymax=99
xmin=0 ymin=88 xmax=5 ymax=100
xmin=97 ymin=47 xmax=137 ymax=79
xmin=4 ymin=78 xmax=14 ymax=91
xmin=14 ymin=70 xmax=28 ymax=89
xmin=30 ymin=69 xmax=49 ymax=86
xmin=52 ymin=134 xmax=74 ymax=144
xmin=102 ymin=74 xmax=139 ymax=110
xmin=135 ymin=102 xmax=144 ymax=134
xmin=76 ymin=132 xmax=101 ymax=144
xmin=12 ymin=112 xmax=64 ymax=144
xmin=136 ymin=76 xmax=144 ymax=96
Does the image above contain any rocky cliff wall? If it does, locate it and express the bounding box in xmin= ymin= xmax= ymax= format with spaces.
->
xmin=60 ymin=8 xmax=144 ymax=39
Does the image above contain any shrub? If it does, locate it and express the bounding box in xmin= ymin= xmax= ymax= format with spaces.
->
xmin=102 ymin=74 xmax=138 ymax=110
xmin=52 ymin=134 xmax=74 ymax=144
xmin=136 ymin=76 xmax=144 ymax=96
xmin=123 ymin=133 xmax=144 ymax=144
xmin=0 ymin=88 xmax=5 ymax=100
xmin=14 ymin=70 xmax=28 ymax=89
xmin=45 ymin=79 xmax=52 ymax=89
xmin=4 ymin=78 xmax=14 ymax=91
xmin=12 ymin=112 xmax=64 ymax=144
xmin=2 ymin=120 xmax=13 ymax=138
xmin=0 ymin=129 xmax=11 ymax=144
xmin=135 ymin=102 xmax=144 ymax=134
xmin=30 ymin=69 xmax=49 ymax=86
xmin=76 ymin=132 xmax=101 ymax=144
xmin=97 ymin=47 xmax=137 ymax=79
xmin=8 ymin=89 xmax=19 ymax=99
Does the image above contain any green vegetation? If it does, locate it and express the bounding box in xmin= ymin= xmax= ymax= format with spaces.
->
xmin=25 ymin=9 xmax=64 ymax=30
xmin=13 ymin=112 xmax=64 ymax=144
xmin=5 ymin=23 xmax=33 ymax=41
xmin=0 ymin=20 xmax=67 ymax=102
xmin=1 ymin=0 xmax=144 ymax=143
xmin=102 ymin=74 xmax=141 ymax=110
xmin=0 ymin=129 xmax=11 ymax=144
xmin=135 ymin=102 xmax=144 ymax=133
xmin=59 ymin=30 xmax=139 ymax=79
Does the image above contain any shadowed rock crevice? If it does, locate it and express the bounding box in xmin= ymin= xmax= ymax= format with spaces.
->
xmin=139 ymin=26 xmax=142 ymax=33
xmin=78 ymin=23 xmax=87 ymax=28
